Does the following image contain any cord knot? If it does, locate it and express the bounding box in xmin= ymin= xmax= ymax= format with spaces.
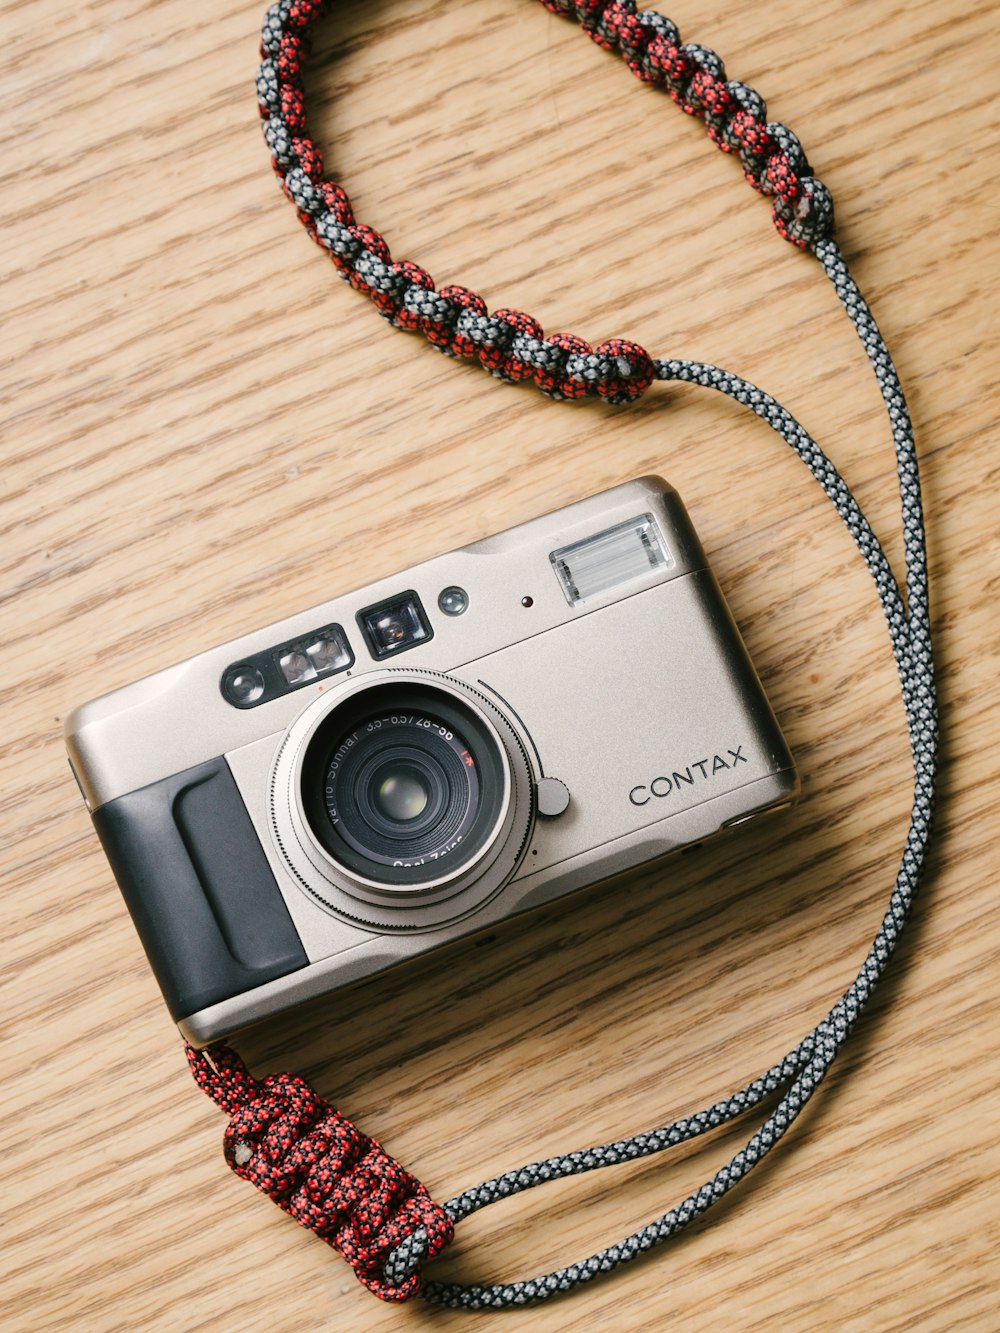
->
xmin=186 ymin=1045 xmax=453 ymax=1302
xmin=632 ymin=11 xmax=679 ymax=83
xmin=535 ymin=332 xmax=593 ymax=398
xmin=437 ymin=285 xmax=488 ymax=359
xmin=259 ymin=0 xmax=839 ymax=395
xmin=256 ymin=59 xmax=280 ymax=115
xmin=594 ymin=338 xmax=654 ymax=402
xmin=593 ymin=2 xmax=646 ymax=61
xmin=485 ymin=309 xmax=544 ymax=381
xmin=760 ymin=121 xmax=810 ymax=201
xmin=645 ymin=35 xmax=694 ymax=101
xmin=274 ymin=31 xmax=308 ymax=84
xmin=384 ymin=261 xmax=435 ymax=326
xmin=773 ymin=175 xmax=834 ymax=249
xmin=675 ymin=44 xmax=726 ymax=116
xmin=571 ymin=0 xmax=616 ymax=36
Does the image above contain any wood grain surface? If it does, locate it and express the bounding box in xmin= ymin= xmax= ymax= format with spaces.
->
xmin=3 ymin=0 xmax=999 ymax=1328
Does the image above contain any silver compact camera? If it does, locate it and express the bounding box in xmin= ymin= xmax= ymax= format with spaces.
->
xmin=66 ymin=477 xmax=797 ymax=1045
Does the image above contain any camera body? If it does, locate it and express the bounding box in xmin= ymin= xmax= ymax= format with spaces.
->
xmin=66 ymin=477 xmax=796 ymax=1046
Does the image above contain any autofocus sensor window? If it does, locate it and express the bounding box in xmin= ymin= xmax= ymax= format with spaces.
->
xmin=299 ymin=682 xmax=507 ymax=888
xmin=279 ymin=627 xmax=352 ymax=686
xmin=221 ymin=623 xmax=354 ymax=708
xmin=221 ymin=665 xmax=266 ymax=707
xmin=358 ymin=591 xmax=432 ymax=660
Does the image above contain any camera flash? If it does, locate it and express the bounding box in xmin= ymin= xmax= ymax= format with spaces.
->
xmin=550 ymin=513 xmax=672 ymax=606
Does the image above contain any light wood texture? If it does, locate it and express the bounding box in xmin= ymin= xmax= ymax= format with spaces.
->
xmin=3 ymin=1 xmax=999 ymax=1328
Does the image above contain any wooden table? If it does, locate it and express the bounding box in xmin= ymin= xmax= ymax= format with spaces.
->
xmin=4 ymin=1 xmax=999 ymax=1328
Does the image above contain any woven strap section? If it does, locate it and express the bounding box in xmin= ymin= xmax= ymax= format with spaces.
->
xmin=186 ymin=1044 xmax=453 ymax=1301
xmin=256 ymin=0 xmax=833 ymax=403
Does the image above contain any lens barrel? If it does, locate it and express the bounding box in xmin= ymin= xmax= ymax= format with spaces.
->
xmin=299 ymin=682 xmax=509 ymax=889
xmin=270 ymin=669 xmax=534 ymax=925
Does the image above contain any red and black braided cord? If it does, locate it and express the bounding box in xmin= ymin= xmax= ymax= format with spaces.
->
xmin=255 ymin=0 xmax=834 ymax=404
xmin=186 ymin=1044 xmax=453 ymax=1301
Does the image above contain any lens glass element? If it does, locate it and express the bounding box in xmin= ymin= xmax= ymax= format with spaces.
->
xmin=300 ymin=683 xmax=506 ymax=887
xmin=375 ymin=769 xmax=430 ymax=822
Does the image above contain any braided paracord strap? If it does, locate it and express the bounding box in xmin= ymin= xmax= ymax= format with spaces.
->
xmin=185 ymin=1044 xmax=453 ymax=1300
xmin=257 ymin=0 xmax=833 ymax=403
xmin=239 ymin=0 xmax=938 ymax=1309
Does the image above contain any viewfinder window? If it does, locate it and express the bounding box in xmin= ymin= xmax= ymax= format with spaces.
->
xmin=358 ymin=591 xmax=433 ymax=660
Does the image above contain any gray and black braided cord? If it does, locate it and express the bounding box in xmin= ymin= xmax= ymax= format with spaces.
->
xmin=381 ymin=240 xmax=938 ymax=1308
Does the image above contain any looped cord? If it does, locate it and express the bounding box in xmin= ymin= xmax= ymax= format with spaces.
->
xmin=257 ymin=0 xmax=832 ymax=404
xmin=185 ymin=1044 xmax=454 ymax=1300
xmin=382 ymin=244 xmax=938 ymax=1307
xmin=244 ymin=0 xmax=938 ymax=1309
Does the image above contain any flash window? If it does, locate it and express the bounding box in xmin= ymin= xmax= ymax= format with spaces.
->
xmin=550 ymin=513 xmax=672 ymax=606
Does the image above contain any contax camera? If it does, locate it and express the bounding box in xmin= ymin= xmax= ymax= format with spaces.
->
xmin=66 ymin=478 xmax=797 ymax=1045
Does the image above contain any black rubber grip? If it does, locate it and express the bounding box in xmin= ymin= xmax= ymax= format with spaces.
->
xmin=92 ymin=758 xmax=308 ymax=1021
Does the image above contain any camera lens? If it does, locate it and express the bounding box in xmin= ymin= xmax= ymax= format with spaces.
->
xmin=300 ymin=682 xmax=508 ymax=888
xmin=374 ymin=769 xmax=430 ymax=822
